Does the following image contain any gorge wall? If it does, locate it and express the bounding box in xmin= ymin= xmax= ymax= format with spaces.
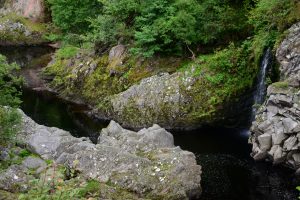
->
xmin=250 ymin=22 xmax=300 ymax=172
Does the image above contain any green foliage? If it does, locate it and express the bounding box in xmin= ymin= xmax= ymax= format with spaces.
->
xmin=47 ymin=0 xmax=102 ymax=33
xmin=249 ymin=0 xmax=300 ymax=32
xmin=19 ymin=149 xmax=32 ymax=158
xmin=272 ymin=81 xmax=289 ymax=89
xmin=249 ymin=0 xmax=300 ymax=64
xmin=0 ymin=107 xmax=21 ymax=145
xmin=56 ymin=46 xmax=79 ymax=59
xmin=199 ymin=41 xmax=256 ymax=99
xmin=77 ymin=180 xmax=100 ymax=197
xmin=0 ymin=54 xmax=22 ymax=107
xmin=88 ymin=0 xmax=251 ymax=57
xmin=0 ymin=55 xmax=22 ymax=145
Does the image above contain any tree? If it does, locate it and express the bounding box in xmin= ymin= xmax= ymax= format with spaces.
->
xmin=0 ymin=54 xmax=22 ymax=107
xmin=47 ymin=0 xmax=102 ymax=33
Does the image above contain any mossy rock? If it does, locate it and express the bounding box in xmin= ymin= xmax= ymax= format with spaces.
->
xmin=0 ymin=13 xmax=48 ymax=45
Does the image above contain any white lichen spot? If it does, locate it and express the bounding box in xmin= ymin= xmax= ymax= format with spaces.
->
xmin=13 ymin=175 xmax=19 ymax=180
xmin=100 ymin=157 xmax=106 ymax=162
xmin=159 ymin=177 xmax=165 ymax=182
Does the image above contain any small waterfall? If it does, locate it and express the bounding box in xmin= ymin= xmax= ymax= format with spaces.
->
xmin=251 ymin=48 xmax=272 ymax=121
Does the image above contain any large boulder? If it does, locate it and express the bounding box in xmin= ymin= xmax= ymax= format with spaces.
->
xmin=18 ymin=110 xmax=202 ymax=199
xmin=250 ymin=22 xmax=300 ymax=171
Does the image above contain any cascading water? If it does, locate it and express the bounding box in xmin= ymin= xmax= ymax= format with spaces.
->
xmin=251 ymin=48 xmax=272 ymax=121
xmin=240 ymin=48 xmax=272 ymax=137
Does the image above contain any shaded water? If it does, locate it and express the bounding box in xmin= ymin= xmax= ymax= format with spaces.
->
xmin=0 ymin=46 xmax=299 ymax=200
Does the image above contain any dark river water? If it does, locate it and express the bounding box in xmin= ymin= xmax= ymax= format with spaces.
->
xmin=0 ymin=46 xmax=299 ymax=200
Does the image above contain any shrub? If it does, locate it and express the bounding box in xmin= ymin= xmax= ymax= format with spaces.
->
xmin=0 ymin=54 xmax=22 ymax=145
xmin=47 ymin=0 xmax=102 ymax=33
xmin=0 ymin=107 xmax=21 ymax=145
xmin=56 ymin=46 xmax=79 ymax=59
xmin=0 ymin=54 xmax=22 ymax=107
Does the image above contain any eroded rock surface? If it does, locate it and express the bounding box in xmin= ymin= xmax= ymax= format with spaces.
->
xmin=250 ymin=22 xmax=300 ymax=171
xmin=18 ymin=110 xmax=202 ymax=199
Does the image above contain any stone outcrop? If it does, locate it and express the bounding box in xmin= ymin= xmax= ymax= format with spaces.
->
xmin=0 ymin=0 xmax=45 ymax=22
xmin=250 ymin=22 xmax=300 ymax=171
xmin=0 ymin=18 xmax=46 ymax=45
xmin=108 ymin=72 xmax=193 ymax=129
xmin=16 ymin=110 xmax=201 ymax=199
xmin=0 ymin=0 xmax=47 ymax=45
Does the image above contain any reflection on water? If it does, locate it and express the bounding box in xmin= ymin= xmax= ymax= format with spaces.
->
xmin=21 ymin=88 xmax=108 ymax=143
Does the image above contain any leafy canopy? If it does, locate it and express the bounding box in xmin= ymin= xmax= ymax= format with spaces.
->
xmin=88 ymin=0 xmax=250 ymax=57
xmin=47 ymin=0 xmax=102 ymax=33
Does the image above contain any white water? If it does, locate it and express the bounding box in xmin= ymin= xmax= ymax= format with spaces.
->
xmin=251 ymin=48 xmax=272 ymax=121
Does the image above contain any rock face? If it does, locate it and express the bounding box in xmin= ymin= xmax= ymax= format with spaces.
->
xmin=108 ymin=72 xmax=192 ymax=129
xmin=1 ymin=0 xmax=45 ymax=22
xmin=250 ymin=22 xmax=300 ymax=170
xmin=18 ymin=110 xmax=202 ymax=199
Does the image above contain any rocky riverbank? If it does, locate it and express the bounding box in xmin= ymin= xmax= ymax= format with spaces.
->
xmin=250 ymin=22 xmax=300 ymax=172
xmin=0 ymin=110 xmax=202 ymax=199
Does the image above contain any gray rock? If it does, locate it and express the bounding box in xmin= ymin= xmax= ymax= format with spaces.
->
xmin=250 ymin=22 xmax=300 ymax=171
xmin=18 ymin=110 xmax=202 ymax=199
xmin=108 ymin=45 xmax=126 ymax=62
xmin=282 ymin=118 xmax=298 ymax=134
xmin=22 ymin=156 xmax=47 ymax=170
xmin=283 ymin=136 xmax=298 ymax=151
xmin=0 ymin=146 xmax=10 ymax=161
xmin=257 ymin=134 xmax=272 ymax=151
xmin=0 ymin=165 xmax=31 ymax=192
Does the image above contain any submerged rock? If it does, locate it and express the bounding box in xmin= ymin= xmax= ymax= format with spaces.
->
xmin=250 ymin=22 xmax=300 ymax=172
xmin=18 ymin=110 xmax=202 ymax=199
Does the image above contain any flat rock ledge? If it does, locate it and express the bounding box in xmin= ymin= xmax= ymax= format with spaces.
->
xmin=249 ymin=22 xmax=300 ymax=173
xmin=18 ymin=110 xmax=202 ymax=199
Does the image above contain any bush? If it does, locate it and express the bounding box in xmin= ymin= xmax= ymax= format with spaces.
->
xmin=0 ymin=107 xmax=21 ymax=145
xmin=0 ymin=54 xmax=22 ymax=145
xmin=47 ymin=0 xmax=102 ymax=33
xmin=56 ymin=46 xmax=79 ymax=59
xmin=88 ymin=0 xmax=251 ymax=57
xmin=0 ymin=54 xmax=22 ymax=107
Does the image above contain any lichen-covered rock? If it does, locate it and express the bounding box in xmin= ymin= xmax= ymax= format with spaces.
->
xmin=250 ymin=22 xmax=300 ymax=171
xmin=0 ymin=165 xmax=32 ymax=192
xmin=18 ymin=110 xmax=202 ymax=199
xmin=108 ymin=72 xmax=191 ymax=129
xmin=0 ymin=14 xmax=47 ymax=45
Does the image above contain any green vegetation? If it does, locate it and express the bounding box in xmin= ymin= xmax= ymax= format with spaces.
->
xmin=272 ymin=81 xmax=289 ymax=89
xmin=55 ymin=45 xmax=80 ymax=59
xmin=84 ymin=0 xmax=251 ymax=57
xmin=0 ymin=55 xmax=22 ymax=145
xmin=47 ymin=0 xmax=102 ymax=33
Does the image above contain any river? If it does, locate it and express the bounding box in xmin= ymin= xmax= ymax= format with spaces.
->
xmin=0 ymin=46 xmax=298 ymax=200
